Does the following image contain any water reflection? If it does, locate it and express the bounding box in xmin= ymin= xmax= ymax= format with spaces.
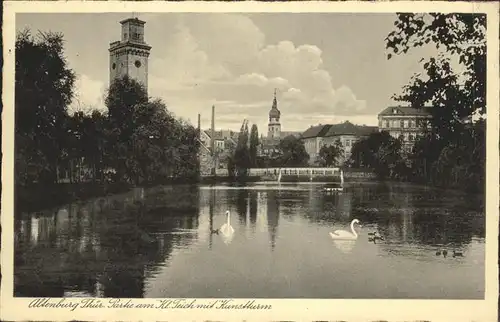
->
xmin=266 ymin=192 xmax=280 ymax=251
xmin=15 ymin=186 xmax=200 ymax=298
xmin=15 ymin=182 xmax=485 ymax=299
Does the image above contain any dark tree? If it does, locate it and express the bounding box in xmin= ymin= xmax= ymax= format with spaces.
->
xmin=249 ymin=124 xmax=259 ymax=167
xmin=349 ymin=131 xmax=404 ymax=179
xmin=386 ymin=13 xmax=486 ymax=142
xmin=278 ymin=136 xmax=309 ymax=167
xmin=386 ymin=13 xmax=486 ymax=190
xmin=316 ymin=140 xmax=344 ymax=167
xmin=15 ymin=29 xmax=76 ymax=185
xmin=232 ymin=120 xmax=251 ymax=178
xmin=104 ymin=76 xmax=149 ymax=182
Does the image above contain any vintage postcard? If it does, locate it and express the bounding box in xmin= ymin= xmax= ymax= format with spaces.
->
xmin=1 ymin=1 xmax=499 ymax=321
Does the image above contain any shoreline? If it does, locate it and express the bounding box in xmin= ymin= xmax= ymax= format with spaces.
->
xmin=15 ymin=170 xmax=481 ymax=215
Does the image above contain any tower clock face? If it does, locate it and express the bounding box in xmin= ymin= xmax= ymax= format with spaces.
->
xmin=135 ymin=60 xmax=142 ymax=68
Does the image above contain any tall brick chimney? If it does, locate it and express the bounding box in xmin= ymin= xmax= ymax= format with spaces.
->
xmin=211 ymin=105 xmax=215 ymax=175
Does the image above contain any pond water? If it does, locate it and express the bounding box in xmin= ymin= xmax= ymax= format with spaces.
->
xmin=14 ymin=182 xmax=485 ymax=299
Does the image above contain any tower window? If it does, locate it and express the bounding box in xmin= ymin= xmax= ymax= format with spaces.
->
xmin=135 ymin=60 xmax=142 ymax=68
xmin=112 ymin=63 xmax=116 ymax=70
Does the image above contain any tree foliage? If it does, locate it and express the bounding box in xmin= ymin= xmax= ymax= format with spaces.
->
xmin=231 ymin=120 xmax=251 ymax=178
xmin=104 ymin=80 xmax=199 ymax=184
xmin=278 ymin=135 xmax=309 ymax=167
xmin=316 ymin=140 xmax=344 ymax=167
xmin=15 ymin=29 xmax=76 ymax=185
xmin=350 ymin=131 xmax=405 ymax=179
xmin=381 ymin=13 xmax=486 ymax=191
xmin=249 ymin=124 xmax=259 ymax=167
xmin=16 ymin=29 xmax=200 ymax=189
xmin=386 ymin=13 xmax=486 ymax=142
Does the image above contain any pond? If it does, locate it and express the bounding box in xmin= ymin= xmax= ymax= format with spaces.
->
xmin=14 ymin=182 xmax=485 ymax=299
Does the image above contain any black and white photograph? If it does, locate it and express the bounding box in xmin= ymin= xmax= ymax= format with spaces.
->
xmin=2 ymin=1 xmax=499 ymax=321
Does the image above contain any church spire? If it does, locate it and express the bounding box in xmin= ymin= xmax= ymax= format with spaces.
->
xmin=268 ymin=88 xmax=281 ymax=139
xmin=272 ymin=88 xmax=278 ymax=109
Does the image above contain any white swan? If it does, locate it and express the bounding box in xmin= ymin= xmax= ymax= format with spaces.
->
xmin=330 ymin=219 xmax=360 ymax=240
xmin=219 ymin=210 xmax=235 ymax=244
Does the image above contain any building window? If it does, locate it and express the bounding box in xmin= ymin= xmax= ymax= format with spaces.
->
xmin=400 ymin=120 xmax=404 ymax=128
xmin=404 ymin=120 xmax=408 ymax=128
xmin=385 ymin=120 xmax=390 ymax=128
xmin=404 ymin=133 xmax=409 ymax=141
xmin=409 ymin=134 xmax=414 ymax=141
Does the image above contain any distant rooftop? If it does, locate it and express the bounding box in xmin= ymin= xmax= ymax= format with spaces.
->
xmin=301 ymin=121 xmax=378 ymax=139
xmin=203 ymin=129 xmax=239 ymax=141
xmin=301 ymin=124 xmax=332 ymax=139
xmin=378 ymin=106 xmax=432 ymax=117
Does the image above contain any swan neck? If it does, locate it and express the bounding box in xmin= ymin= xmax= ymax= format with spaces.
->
xmin=350 ymin=221 xmax=358 ymax=237
xmin=227 ymin=213 xmax=231 ymax=225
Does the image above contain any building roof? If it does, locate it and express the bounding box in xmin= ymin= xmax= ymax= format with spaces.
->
xmin=301 ymin=121 xmax=378 ymax=139
xmin=378 ymin=106 xmax=431 ymax=117
xmin=325 ymin=121 xmax=378 ymax=137
xmin=203 ymin=129 xmax=239 ymax=141
xmin=301 ymin=124 xmax=332 ymax=139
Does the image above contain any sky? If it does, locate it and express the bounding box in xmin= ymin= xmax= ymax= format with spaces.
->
xmin=16 ymin=13 xmax=439 ymax=132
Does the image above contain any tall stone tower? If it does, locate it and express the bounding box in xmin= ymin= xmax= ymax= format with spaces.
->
xmin=109 ymin=18 xmax=151 ymax=91
xmin=267 ymin=89 xmax=281 ymax=139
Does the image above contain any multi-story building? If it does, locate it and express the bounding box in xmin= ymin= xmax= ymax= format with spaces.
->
xmin=301 ymin=121 xmax=378 ymax=165
xmin=377 ymin=106 xmax=432 ymax=154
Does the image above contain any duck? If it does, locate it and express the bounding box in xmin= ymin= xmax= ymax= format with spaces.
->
xmin=453 ymin=250 xmax=463 ymax=257
xmin=368 ymin=231 xmax=384 ymax=239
